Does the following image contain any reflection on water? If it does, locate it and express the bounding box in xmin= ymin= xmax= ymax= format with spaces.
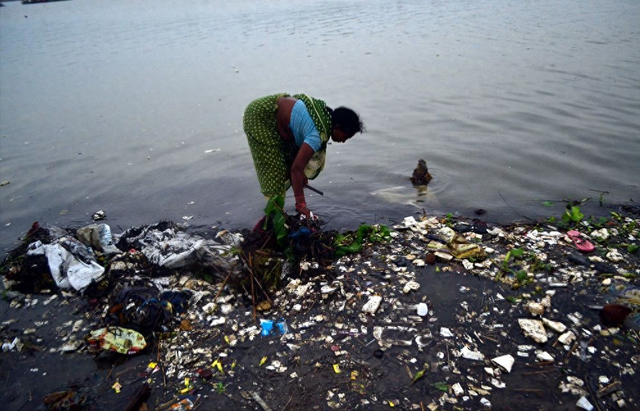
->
xmin=371 ymin=185 xmax=442 ymax=208
xmin=1 ymin=0 xmax=639 ymax=252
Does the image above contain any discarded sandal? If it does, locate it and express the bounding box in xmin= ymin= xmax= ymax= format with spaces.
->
xmin=566 ymin=230 xmax=595 ymax=253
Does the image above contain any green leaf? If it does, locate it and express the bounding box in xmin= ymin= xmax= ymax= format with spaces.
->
xmin=502 ymin=251 xmax=512 ymax=270
xmin=628 ymin=244 xmax=639 ymax=254
xmin=411 ymin=368 xmax=427 ymax=386
xmin=516 ymin=270 xmax=528 ymax=283
xmin=263 ymin=195 xmax=288 ymax=247
xmin=433 ymin=382 xmax=448 ymax=392
xmin=511 ymin=248 xmax=524 ymax=258
xmin=334 ymin=224 xmax=391 ymax=257
xmin=567 ymin=206 xmax=584 ymax=223
xmin=506 ymin=296 xmax=519 ymax=304
xmin=541 ymin=201 xmax=554 ymax=207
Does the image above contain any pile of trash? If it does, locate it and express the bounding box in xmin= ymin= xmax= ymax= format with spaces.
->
xmin=1 ymin=206 xmax=639 ymax=411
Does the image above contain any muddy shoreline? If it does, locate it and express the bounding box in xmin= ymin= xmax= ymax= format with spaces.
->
xmin=1 ymin=206 xmax=639 ymax=411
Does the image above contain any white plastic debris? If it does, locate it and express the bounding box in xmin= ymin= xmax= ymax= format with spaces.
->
xmin=26 ymin=240 xmax=105 ymax=293
xmin=491 ymin=378 xmax=506 ymax=389
xmin=321 ymin=285 xmax=337 ymax=294
xmin=2 ymin=337 xmax=23 ymax=352
xmin=524 ymin=301 xmax=545 ymax=316
xmin=452 ymin=383 xmax=464 ymax=397
xmin=220 ymin=304 xmax=234 ymax=315
xmin=576 ymin=396 xmax=594 ymax=411
xmin=362 ymin=296 xmax=382 ymax=315
xmin=542 ymin=318 xmax=567 ymax=333
xmin=491 ymin=354 xmax=514 ymax=373
xmin=434 ymin=251 xmax=454 ymax=262
xmin=590 ymin=228 xmax=609 ymax=241
xmin=202 ymin=302 xmax=216 ymax=315
xmin=460 ymin=346 xmax=485 ymax=361
xmin=558 ymin=331 xmax=577 ymax=345
xmin=535 ymin=350 xmax=554 ymax=362
xmin=416 ymin=303 xmax=429 ymax=317
xmin=402 ymin=280 xmax=420 ymax=294
xmin=517 ymin=319 xmax=548 ymax=343
xmin=60 ymin=339 xmax=82 ymax=352
xmin=606 ymin=250 xmax=623 ymax=263
xmin=76 ymin=224 xmax=122 ymax=255
xmin=440 ymin=327 xmax=454 ymax=338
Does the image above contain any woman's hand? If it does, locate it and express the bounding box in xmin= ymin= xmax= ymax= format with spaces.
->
xmin=295 ymin=196 xmax=311 ymax=218
xmin=295 ymin=201 xmax=312 ymax=218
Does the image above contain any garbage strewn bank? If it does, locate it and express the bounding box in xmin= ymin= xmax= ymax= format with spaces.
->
xmin=0 ymin=209 xmax=639 ymax=411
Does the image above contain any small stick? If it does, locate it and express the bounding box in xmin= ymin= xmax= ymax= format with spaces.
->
xmin=405 ymin=365 xmax=413 ymax=380
xmin=446 ymin=341 xmax=451 ymax=368
xmin=481 ymin=335 xmax=499 ymax=343
xmin=251 ymin=392 xmax=274 ymax=411
xmin=305 ymin=184 xmax=324 ymax=196
xmin=106 ymin=365 xmax=115 ymax=380
xmin=523 ymin=369 xmax=555 ymax=376
xmin=564 ymin=341 xmax=580 ymax=362
xmin=249 ymin=255 xmax=257 ymax=322
xmin=283 ymin=393 xmax=294 ymax=411
xmin=116 ymin=365 xmax=139 ymax=378
xmin=157 ymin=397 xmax=178 ymax=411
xmin=525 ymin=361 xmax=554 ymax=367
xmin=213 ymin=270 xmax=235 ymax=302
xmin=514 ymin=388 xmax=544 ymax=393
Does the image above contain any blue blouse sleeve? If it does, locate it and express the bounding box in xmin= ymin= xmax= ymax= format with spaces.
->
xmin=290 ymin=100 xmax=322 ymax=152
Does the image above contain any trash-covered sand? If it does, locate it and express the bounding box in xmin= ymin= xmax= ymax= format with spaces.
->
xmin=1 ymin=206 xmax=639 ymax=411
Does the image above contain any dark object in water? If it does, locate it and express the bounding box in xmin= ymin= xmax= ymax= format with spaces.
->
xmin=593 ymin=261 xmax=616 ymax=274
xmin=472 ymin=219 xmax=488 ymax=234
xmin=124 ymin=383 xmax=151 ymax=411
xmin=599 ymin=304 xmax=632 ymax=327
xmin=43 ymin=390 xmax=88 ymax=411
xmin=304 ymin=183 xmax=324 ymax=196
xmin=425 ymin=253 xmax=436 ymax=265
xmin=568 ymin=253 xmax=589 ymax=267
xmin=373 ymin=349 xmax=385 ymax=358
xmin=410 ymin=159 xmax=432 ymax=186
xmin=22 ymin=0 xmax=71 ymax=4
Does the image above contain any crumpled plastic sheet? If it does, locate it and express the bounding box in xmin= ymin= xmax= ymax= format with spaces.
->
xmin=76 ymin=223 xmax=122 ymax=255
xmin=438 ymin=227 xmax=487 ymax=260
xmin=26 ymin=237 xmax=105 ymax=293
xmin=122 ymin=225 xmax=241 ymax=271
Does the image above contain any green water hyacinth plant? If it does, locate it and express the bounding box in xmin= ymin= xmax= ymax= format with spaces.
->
xmin=563 ymin=206 xmax=584 ymax=225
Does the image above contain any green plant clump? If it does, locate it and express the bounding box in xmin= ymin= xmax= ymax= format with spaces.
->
xmin=334 ymin=225 xmax=391 ymax=257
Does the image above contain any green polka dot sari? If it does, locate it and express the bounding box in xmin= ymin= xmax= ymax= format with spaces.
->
xmin=243 ymin=93 xmax=332 ymax=198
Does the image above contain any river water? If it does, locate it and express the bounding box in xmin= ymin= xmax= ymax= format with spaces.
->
xmin=1 ymin=0 xmax=639 ymax=253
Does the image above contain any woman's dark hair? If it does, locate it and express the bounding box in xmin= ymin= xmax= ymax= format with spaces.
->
xmin=328 ymin=106 xmax=365 ymax=135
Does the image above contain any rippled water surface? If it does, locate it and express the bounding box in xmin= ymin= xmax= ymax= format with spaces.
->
xmin=1 ymin=0 xmax=639 ymax=252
